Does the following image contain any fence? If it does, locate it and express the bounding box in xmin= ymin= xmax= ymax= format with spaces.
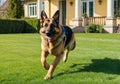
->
xmin=87 ymin=16 xmax=106 ymax=26
xmin=116 ymin=17 xmax=120 ymax=25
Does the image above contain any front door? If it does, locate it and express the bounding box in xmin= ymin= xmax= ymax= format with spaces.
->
xmin=59 ymin=0 xmax=66 ymax=25
xmin=82 ymin=0 xmax=94 ymax=17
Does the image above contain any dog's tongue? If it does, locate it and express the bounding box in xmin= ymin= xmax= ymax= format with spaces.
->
xmin=46 ymin=37 xmax=51 ymax=42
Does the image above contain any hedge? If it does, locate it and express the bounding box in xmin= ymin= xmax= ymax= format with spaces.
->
xmin=24 ymin=19 xmax=40 ymax=33
xmin=0 ymin=19 xmax=40 ymax=34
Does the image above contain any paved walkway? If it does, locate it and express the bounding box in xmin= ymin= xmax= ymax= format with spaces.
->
xmin=70 ymin=26 xmax=85 ymax=33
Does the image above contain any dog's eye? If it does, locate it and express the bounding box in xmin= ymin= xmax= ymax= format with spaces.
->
xmin=50 ymin=24 xmax=55 ymax=28
xmin=42 ymin=30 xmax=45 ymax=33
xmin=53 ymin=22 xmax=58 ymax=27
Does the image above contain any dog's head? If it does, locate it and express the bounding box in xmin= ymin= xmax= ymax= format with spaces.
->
xmin=40 ymin=10 xmax=62 ymax=42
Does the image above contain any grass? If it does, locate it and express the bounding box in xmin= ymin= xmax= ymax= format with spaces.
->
xmin=0 ymin=33 xmax=120 ymax=84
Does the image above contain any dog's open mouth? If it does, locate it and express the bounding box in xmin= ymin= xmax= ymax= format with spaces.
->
xmin=46 ymin=36 xmax=52 ymax=42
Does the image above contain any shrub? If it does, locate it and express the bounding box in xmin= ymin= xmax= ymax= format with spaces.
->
xmin=86 ymin=24 xmax=102 ymax=33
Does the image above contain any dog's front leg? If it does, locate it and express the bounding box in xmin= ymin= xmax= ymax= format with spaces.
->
xmin=41 ymin=51 xmax=50 ymax=70
xmin=44 ymin=54 xmax=62 ymax=80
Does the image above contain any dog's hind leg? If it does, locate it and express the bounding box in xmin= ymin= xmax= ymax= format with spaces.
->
xmin=44 ymin=54 xmax=62 ymax=80
xmin=41 ymin=51 xmax=50 ymax=70
xmin=63 ymin=35 xmax=76 ymax=62
xmin=63 ymin=49 xmax=69 ymax=62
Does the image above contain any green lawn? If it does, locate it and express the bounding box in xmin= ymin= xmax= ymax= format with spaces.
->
xmin=0 ymin=34 xmax=120 ymax=84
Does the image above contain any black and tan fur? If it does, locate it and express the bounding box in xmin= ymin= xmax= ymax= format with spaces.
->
xmin=39 ymin=10 xmax=76 ymax=80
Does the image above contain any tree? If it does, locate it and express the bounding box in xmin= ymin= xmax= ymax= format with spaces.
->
xmin=7 ymin=0 xmax=23 ymax=19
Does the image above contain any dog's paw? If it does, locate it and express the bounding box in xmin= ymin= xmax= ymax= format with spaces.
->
xmin=44 ymin=74 xmax=52 ymax=80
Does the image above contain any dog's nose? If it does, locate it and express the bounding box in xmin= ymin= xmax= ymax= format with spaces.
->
xmin=45 ymin=30 xmax=51 ymax=37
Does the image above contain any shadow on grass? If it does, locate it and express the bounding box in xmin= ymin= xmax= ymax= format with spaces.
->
xmin=54 ymin=58 xmax=120 ymax=78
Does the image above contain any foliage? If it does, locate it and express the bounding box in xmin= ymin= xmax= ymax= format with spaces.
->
xmin=0 ymin=19 xmax=40 ymax=33
xmin=6 ymin=0 xmax=23 ymax=19
xmin=0 ymin=34 xmax=120 ymax=84
xmin=82 ymin=13 xmax=87 ymax=18
xmin=86 ymin=24 xmax=102 ymax=33
xmin=24 ymin=19 xmax=40 ymax=33
xmin=114 ymin=14 xmax=119 ymax=18
xmin=0 ymin=19 xmax=25 ymax=33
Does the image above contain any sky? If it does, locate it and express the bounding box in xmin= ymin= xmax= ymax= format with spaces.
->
xmin=0 ymin=0 xmax=6 ymax=7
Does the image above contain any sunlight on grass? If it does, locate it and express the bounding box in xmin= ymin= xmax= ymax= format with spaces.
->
xmin=0 ymin=34 xmax=120 ymax=84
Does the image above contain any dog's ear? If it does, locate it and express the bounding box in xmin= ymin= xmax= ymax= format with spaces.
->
xmin=40 ymin=10 xmax=48 ymax=27
xmin=52 ymin=10 xmax=59 ymax=23
xmin=41 ymin=10 xmax=48 ymax=20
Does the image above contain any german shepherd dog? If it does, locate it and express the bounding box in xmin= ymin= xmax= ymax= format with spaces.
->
xmin=39 ymin=10 xmax=76 ymax=80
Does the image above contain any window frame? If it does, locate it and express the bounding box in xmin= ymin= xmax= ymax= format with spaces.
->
xmin=27 ymin=2 xmax=37 ymax=18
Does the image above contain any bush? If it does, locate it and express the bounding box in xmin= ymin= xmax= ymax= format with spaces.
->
xmin=0 ymin=19 xmax=40 ymax=34
xmin=86 ymin=24 xmax=102 ymax=33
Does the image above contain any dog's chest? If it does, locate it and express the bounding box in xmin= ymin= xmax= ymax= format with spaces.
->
xmin=47 ymin=43 xmax=57 ymax=54
xmin=46 ymin=41 xmax=63 ymax=55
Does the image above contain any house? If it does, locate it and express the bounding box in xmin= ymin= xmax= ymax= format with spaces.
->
xmin=0 ymin=0 xmax=8 ymax=19
xmin=24 ymin=0 xmax=120 ymax=33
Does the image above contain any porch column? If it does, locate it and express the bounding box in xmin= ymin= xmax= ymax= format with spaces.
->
xmin=37 ymin=0 xmax=43 ymax=19
xmin=104 ymin=0 xmax=115 ymax=33
xmin=107 ymin=0 xmax=114 ymax=18
xmin=75 ymin=0 xmax=81 ymax=19
xmin=72 ymin=0 xmax=82 ymax=27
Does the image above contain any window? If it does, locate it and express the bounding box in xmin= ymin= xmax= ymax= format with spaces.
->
xmin=114 ymin=0 xmax=120 ymax=17
xmin=89 ymin=1 xmax=93 ymax=17
xmin=82 ymin=0 xmax=94 ymax=17
xmin=82 ymin=2 xmax=87 ymax=14
xmin=28 ymin=3 xmax=37 ymax=17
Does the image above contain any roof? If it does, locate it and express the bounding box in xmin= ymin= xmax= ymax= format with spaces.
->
xmin=0 ymin=0 xmax=8 ymax=11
